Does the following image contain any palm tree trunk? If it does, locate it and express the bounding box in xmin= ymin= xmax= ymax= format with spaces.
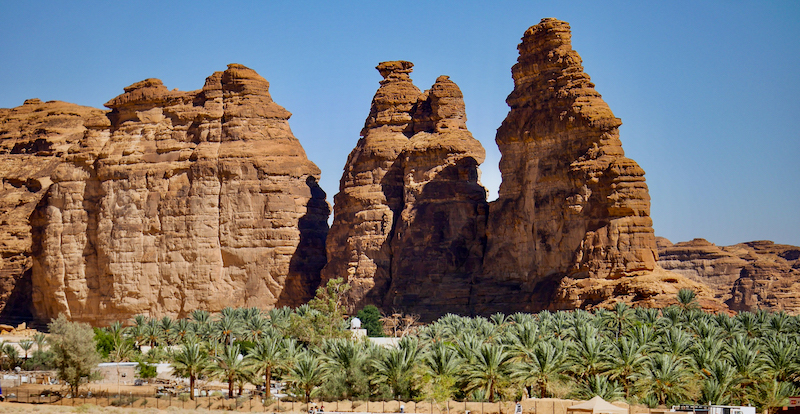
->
xmin=265 ymin=366 xmax=271 ymax=399
xmin=228 ymin=375 xmax=234 ymax=398
xmin=190 ymin=375 xmax=195 ymax=400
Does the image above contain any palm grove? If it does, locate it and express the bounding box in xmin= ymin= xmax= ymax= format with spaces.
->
xmin=29 ymin=280 xmax=800 ymax=411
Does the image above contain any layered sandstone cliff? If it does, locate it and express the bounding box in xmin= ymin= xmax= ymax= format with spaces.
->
xmin=2 ymin=64 xmax=328 ymax=325
xmin=323 ymin=19 xmax=727 ymax=319
xmin=472 ymin=18 xmax=675 ymax=313
xmin=384 ymin=75 xmax=488 ymax=319
xmin=322 ymin=62 xmax=487 ymax=318
xmin=485 ymin=18 xmax=656 ymax=281
xmin=659 ymin=238 xmax=800 ymax=313
xmin=2 ymin=20 xmax=796 ymax=325
xmin=0 ymin=99 xmax=108 ymax=323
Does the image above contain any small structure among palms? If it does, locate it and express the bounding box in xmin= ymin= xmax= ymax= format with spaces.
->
xmin=567 ymin=396 xmax=627 ymax=414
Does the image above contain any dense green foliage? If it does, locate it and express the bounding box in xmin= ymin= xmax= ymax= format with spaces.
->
xmin=357 ymin=305 xmax=385 ymax=337
xmin=49 ymin=314 xmax=102 ymax=396
xmin=136 ymin=360 xmax=158 ymax=381
xmin=94 ymin=327 xmax=115 ymax=359
xmin=90 ymin=287 xmax=800 ymax=411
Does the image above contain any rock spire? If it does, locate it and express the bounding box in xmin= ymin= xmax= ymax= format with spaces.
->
xmin=322 ymin=62 xmax=487 ymax=317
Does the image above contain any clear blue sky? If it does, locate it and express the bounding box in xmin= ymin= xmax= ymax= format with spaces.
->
xmin=2 ymin=1 xmax=798 ymax=246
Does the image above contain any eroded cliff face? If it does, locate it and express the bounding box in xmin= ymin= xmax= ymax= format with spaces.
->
xmin=385 ymin=75 xmax=488 ymax=320
xmin=2 ymin=21 xmax=796 ymax=325
xmin=324 ymin=20 xmax=726 ymax=319
xmin=659 ymin=238 xmax=800 ymax=313
xmin=322 ymin=63 xmax=488 ymax=318
xmin=0 ymin=99 xmax=109 ymax=324
xmin=485 ymin=18 xmax=656 ymax=282
xmin=2 ymin=64 xmax=328 ymax=325
xmin=471 ymin=18 xmax=668 ymax=313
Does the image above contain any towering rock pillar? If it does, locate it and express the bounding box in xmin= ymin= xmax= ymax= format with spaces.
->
xmin=385 ymin=76 xmax=487 ymax=319
xmin=323 ymin=63 xmax=488 ymax=317
xmin=482 ymin=18 xmax=658 ymax=307
xmin=322 ymin=61 xmax=419 ymax=309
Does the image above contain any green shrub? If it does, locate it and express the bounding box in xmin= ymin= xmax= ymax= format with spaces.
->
xmin=356 ymin=305 xmax=385 ymax=337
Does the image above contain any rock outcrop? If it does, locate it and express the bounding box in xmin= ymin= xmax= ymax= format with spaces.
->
xmin=486 ymin=18 xmax=657 ymax=280
xmin=1 ymin=64 xmax=328 ymax=325
xmin=2 ymin=21 xmax=796 ymax=325
xmin=384 ymin=75 xmax=488 ymax=319
xmin=322 ymin=62 xmax=488 ymax=319
xmin=0 ymin=99 xmax=108 ymax=324
xmin=472 ymin=18 xmax=662 ymax=313
xmin=659 ymin=238 xmax=800 ymax=313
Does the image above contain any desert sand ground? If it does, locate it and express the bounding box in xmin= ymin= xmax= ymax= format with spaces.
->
xmin=0 ymin=388 xmax=644 ymax=414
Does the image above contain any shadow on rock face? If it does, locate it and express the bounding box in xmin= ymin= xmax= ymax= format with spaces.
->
xmin=279 ymin=176 xmax=330 ymax=307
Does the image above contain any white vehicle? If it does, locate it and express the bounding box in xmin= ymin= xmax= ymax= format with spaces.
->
xmin=671 ymin=405 xmax=756 ymax=414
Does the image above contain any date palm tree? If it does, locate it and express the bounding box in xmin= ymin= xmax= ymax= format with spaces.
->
xmin=423 ymin=341 xmax=463 ymax=401
xmin=690 ymin=336 xmax=725 ymax=376
xmin=736 ymin=312 xmax=764 ymax=339
xmin=285 ymin=351 xmax=327 ymax=403
xmin=462 ymin=343 xmax=512 ymax=402
xmin=170 ymin=318 xmax=194 ymax=343
xmin=244 ymin=313 xmax=272 ymax=343
xmin=506 ymin=321 xmax=541 ymax=357
xmin=214 ymin=312 xmax=242 ymax=348
xmin=569 ymin=325 xmax=611 ymax=380
xmin=634 ymin=353 xmax=694 ymax=406
xmin=608 ymin=337 xmax=647 ymax=399
xmin=207 ymin=343 xmax=251 ymax=398
xmin=373 ymin=338 xmax=422 ymax=399
xmin=762 ymin=336 xmax=799 ymax=381
xmin=659 ymin=327 xmax=694 ymax=358
xmin=191 ymin=309 xmax=212 ymax=342
xmin=512 ymin=339 xmax=570 ymax=398
xmin=755 ymin=380 xmax=799 ymax=414
xmin=700 ymin=360 xmax=739 ymax=405
xmin=677 ymin=288 xmax=699 ymax=311
xmin=18 ymin=340 xmax=33 ymax=360
xmin=634 ymin=307 xmax=660 ymax=328
xmin=160 ymin=316 xmax=176 ymax=345
xmin=727 ymin=336 xmax=767 ymax=402
xmin=170 ymin=340 xmax=209 ymax=400
xmin=571 ymin=374 xmax=624 ymax=401
xmin=246 ymin=336 xmax=284 ymax=399
xmin=603 ymin=302 xmax=635 ymax=339
xmin=144 ymin=318 xmax=163 ymax=348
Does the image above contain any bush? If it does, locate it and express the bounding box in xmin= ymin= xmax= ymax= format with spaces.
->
xmin=356 ymin=305 xmax=385 ymax=337
xmin=136 ymin=360 xmax=158 ymax=382
xmin=48 ymin=314 xmax=101 ymax=397
xmin=93 ymin=327 xmax=114 ymax=359
xmin=23 ymin=349 xmax=55 ymax=371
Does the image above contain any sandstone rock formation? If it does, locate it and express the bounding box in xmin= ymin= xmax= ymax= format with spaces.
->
xmin=659 ymin=238 xmax=800 ymax=313
xmin=323 ymin=20 xmax=733 ymax=320
xmin=486 ymin=18 xmax=657 ymax=280
xmin=1 ymin=64 xmax=328 ymax=325
xmin=473 ymin=18 xmax=662 ymax=313
xmin=322 ymin=61 xmax=419 ymax=309
xmin=385 ymin=75 xmax=488 ymax=319
xmin=0 ymin=99 xmax=108 ymax=324
xmin=2 ymin=21 xmax=796 ymax=325
xmin=322 ymin=62 xmax=488 ymax=319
